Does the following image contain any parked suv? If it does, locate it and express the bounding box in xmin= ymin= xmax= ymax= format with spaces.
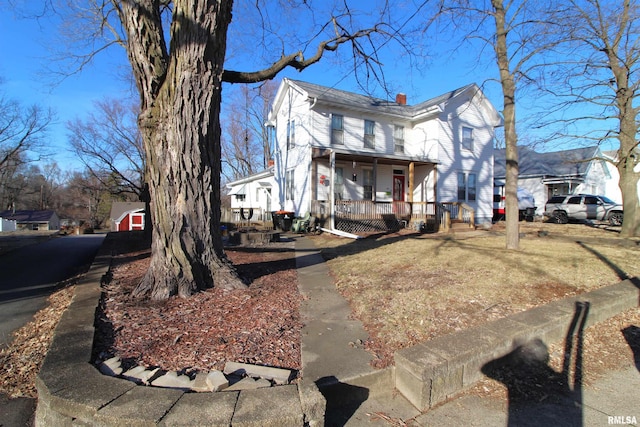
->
xmin=544 ymin=194 xmax=623 ymax=225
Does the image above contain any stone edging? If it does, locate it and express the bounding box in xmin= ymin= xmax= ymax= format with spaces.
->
xmin=35 ymin=240 xmax=325 ymax=426
xmin=394 ymin=277 xmax=640 ymax=410
xmin=35 ymin=233 xmax=640 ymax=425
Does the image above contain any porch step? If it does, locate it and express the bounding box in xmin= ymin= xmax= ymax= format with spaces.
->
xmin=450 ymin=221 xmax=474 ymax=232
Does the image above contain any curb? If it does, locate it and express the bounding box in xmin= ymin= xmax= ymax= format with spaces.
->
xmin=34 ymin=232 xmax=640 ymax=425
xmin=35 ymin=235 xmax=321 ymax=426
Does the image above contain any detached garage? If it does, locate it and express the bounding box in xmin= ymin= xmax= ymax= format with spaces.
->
xmin=110 ymin=202 xmax=146 ymax=232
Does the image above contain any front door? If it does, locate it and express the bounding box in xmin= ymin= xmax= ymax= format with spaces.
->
xmin=393 ymin=174 xmax=405 ymax=215
xmin=393 ymin=174 xmax=405 ymax=202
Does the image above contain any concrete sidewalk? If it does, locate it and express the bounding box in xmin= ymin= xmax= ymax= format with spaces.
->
xmin=416 ymin=365 xmax=640 ymax=426
xmin=295 ymin=236 xmax=420 ymax=425
xmin=294 ymin=234 xmax=640 ymax=426
xmin=7 ymin=231 xmax=639 ymax=426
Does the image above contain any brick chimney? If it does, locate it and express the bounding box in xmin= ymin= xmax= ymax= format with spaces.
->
xmin=396 ymin=93 xmax=407 ymax=105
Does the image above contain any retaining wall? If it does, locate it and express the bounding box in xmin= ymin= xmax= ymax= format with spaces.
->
xmin=395 ymin=278 xmax=639 ymax=410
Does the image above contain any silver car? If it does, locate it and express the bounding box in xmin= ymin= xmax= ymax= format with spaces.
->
xmin=544 ymin=194 xmax=623 ymax=226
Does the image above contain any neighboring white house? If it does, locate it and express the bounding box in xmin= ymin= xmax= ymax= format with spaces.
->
xmin=264 ymin=78 xmax=502 ymax=233
xmin=225 ymin=167 xmax=275 ymax=223
xmin=494 ymin=146 xmax=622 ymax=216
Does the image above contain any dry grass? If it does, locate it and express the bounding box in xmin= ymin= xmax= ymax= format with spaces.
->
xmin=310 ymin=221 xmax=640 ymax=367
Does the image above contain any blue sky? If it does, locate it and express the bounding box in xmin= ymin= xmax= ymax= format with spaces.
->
xmin=3 ymin=2 xmax=594 ymax=175
xmin=1 ymin=9 xmax=134 ymax=170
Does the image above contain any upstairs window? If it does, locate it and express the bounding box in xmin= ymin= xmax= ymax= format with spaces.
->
xmin=364 ymin=120 xmax=375 ymax=149
xmin=286 ymin=119 xmax=295 ymax=149
xmin=462 ymin=126 xmax=474 ymax=151
xmin=331 ymin=114 xmax=344 ymax=145
xmin=394 ymin=125 xmax=404 ymax=153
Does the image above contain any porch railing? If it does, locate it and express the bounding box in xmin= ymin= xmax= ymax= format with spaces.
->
xmin=222 ymin=207 xmax=273 ymax=225
xmin=311 ymin=200 xmax=475 ymax=234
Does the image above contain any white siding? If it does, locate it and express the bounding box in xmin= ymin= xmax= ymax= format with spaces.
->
xmin=308 ymin=107 xmax=438 ymax=160
xmin=267 ymin=80 xmax=499 ymax=222
xmin=434 ymin=94 xmax=496 ymax=223
xmin=576 ymin=158 xmax=622 ymax=204
xmin=273 ymin=87 xmax=313 ymax=214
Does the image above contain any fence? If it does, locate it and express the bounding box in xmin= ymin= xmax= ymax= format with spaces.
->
xmin=311 ymin=200 xmax=475 ymax=234
xmin=221 ymin=208 xmax=273 ymax=227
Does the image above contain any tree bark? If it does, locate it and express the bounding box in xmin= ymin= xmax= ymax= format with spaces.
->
xmin=616 ymin=90 xmax=640 ymax=238
xmin=492 ymin=0 xmax=520 ymax=250
xmin=111 ymin=0 xmax=389 ymax=299
xmin=116 ymin=0 xmax=245 ymax=299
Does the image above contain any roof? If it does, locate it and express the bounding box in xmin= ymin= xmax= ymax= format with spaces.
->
xmin=494 ymin=146 xmax=599 ymax=178
xmin=226 ymin=168 xmax=274 ymax=189
xmin=0 ymin=210 xmax=58 ymax=223
xmin=275 ymin=79 xmax=502 ymax=126
xmin=109 ymin=202 xmax=145 ymax=222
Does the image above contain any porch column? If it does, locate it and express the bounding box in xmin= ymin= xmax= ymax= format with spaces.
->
xmin=311 ymin=157 xmax=317 ymax=205
xmin=372 ymin=158 xmax=378 ymax=202
xmin=330 ymin=150 xmax=336 ymax=230
xmin=409 ymin=162 xmax=415 ymax=203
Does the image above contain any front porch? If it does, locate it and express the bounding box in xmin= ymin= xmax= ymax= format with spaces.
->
xmin=311 ymin=200 xmax=475 ymax=235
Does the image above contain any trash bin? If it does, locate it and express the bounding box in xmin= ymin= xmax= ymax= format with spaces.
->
xmin=525 ymin=207 xmax=536 ymax=222
xmin=272 ymin=211 xmax=295 ymax=231
xmin=280 ymin=212 xmax=294 ymax=231
xmin=271 ymin=212 xmax=282 ymax=230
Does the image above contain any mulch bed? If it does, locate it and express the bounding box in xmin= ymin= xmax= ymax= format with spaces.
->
xmin=93 ymin=238 xmax=303 ymax=375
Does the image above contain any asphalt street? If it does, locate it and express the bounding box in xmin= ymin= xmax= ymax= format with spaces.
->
xmin=0 ymin=233 xmax=105 ymax=426
xmin=0 ymin=233 xmax=106 ymax=349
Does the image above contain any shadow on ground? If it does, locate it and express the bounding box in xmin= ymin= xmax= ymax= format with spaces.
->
xmin=482 ymin=301 xmax=589 ymax=427
xmin=316 ymin=376 xmax=369 ymax=427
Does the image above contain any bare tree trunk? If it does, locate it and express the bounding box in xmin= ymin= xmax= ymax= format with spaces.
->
xmin=600 ymin=17 xmax=640 ymax=238
xmin=117 ymin=0 xmax=246 ymax=299
xmin=617 ymin=100 xmax=640 ymax=238
xmin=492 ymin=0 xmax=520 ymax=250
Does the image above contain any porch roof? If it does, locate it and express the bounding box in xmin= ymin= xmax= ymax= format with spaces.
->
xmin=311 ymin=147 xmax=437 ymax=167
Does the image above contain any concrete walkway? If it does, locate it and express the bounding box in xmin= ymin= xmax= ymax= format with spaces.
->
xmin=8 ymin=231 xmax=640 ymax=426
xmin=295 ymin=236 xmax=420 ymax=425
xmin=294 ymin=234 xmax=640 ymax=426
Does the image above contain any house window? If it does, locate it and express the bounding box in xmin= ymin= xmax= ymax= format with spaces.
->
xmin=462 ymin=126 xmax=474 ymax=151
xmin=286 ymin=119 xmax=295 ymax=149
xmin=331 ymin=114 xmax=344 ymax=145
xmin=334 ymin=167 xmax=344 ymax=200
xmin=364 ymin=120 xmax=375 ymax=149
xmin=394 ymin=125 xmax=404 ymax=153
xmin=457 ymin=172 xmax=477 ymax=202
xmin=363 ymin=169 xmax=374 ymax=200
xmin=235 ymin=194 xmax=245 ymax=202
xmin=286 ymin=169 xmax=295 ymax=201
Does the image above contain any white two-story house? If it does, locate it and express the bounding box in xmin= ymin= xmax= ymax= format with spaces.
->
xmin=265 ymin=79 xmax=502 ymax=234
